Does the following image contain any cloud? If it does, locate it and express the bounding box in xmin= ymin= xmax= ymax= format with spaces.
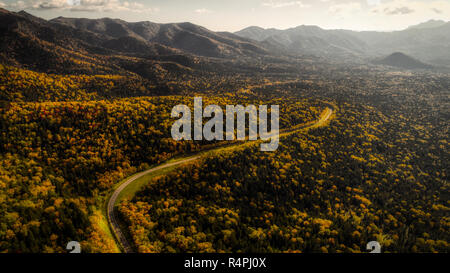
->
xmin=384 ymin=6 xmax=414 ymax=15
xmin=3 ymin=0 xmax=158 ymax=13
xmin=195 ymin=8 xmax=212 ymax=14
xmin=367 ymin=0 xmax=381 ymax=6
xmin=5 ymin=0 xmax=27 ymax=9
xmin=262 ymin=1 xmax=310 ymax=9
xmin=370 ymin=0 xmax=450 ymax=17
xmin=329 ymin=2 xmax=362 ymax=17
xmin=36 ymin=0 xmax=66 ymax=9
xmin=432 ymin=8 xmax=443 ymax=14
xmin=0 ymin=1 xmax=5 ymax=8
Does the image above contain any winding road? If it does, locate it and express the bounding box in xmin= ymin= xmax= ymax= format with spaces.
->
xmin=107 ymin=106 xmax=334 ymax=253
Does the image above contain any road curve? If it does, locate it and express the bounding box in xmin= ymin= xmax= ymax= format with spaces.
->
xmin=107 ymin=107 xmax=334 ymax=253
xmin=107 ymin=157 xmax=200 ymax=253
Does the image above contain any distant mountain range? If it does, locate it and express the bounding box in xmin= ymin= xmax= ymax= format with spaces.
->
xmin=1 ymin=7 xmax=449 ymax=71
xmin=235 ymin=21 xmax=450 ymax=67
xmin=407 ymin=20 xmax=447 ymax=30
xmin=235 ymin=25 xmax=368 ymax=60
xmin=0 ymin=7 xmax=279 ymax=81
xmin=0 ymin=8 xmax=267 ymax=70
xmin=50 ymin=17 xmax=268 ymax=58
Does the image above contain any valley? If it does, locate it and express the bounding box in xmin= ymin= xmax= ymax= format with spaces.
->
xmin=0 ymin=8 xmax=448 ymax=254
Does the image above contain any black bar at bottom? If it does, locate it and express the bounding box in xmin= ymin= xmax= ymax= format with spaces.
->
xmin=0 ymin=253 xmax=445 ymax=272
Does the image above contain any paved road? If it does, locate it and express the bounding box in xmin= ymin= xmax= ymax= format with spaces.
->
xmin=107 ymin=156 xmax=200 ymax=253
xmin=107 ymin=107 xmax=334 ymax=253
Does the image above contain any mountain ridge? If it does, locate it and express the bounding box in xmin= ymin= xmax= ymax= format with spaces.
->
xmin=235 ymin=20 xmax=450 ymax=66
xmin=1 ymin=7 xmax=450 ymax=68
xmin=50 ymin=16 xmax=269 ymax=58
xmin=407 ymin=19 xmax=448 ymax=30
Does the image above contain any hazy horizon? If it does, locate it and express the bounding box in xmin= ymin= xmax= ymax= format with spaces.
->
xmin=1 ymin=0 xmax=449 ymax=32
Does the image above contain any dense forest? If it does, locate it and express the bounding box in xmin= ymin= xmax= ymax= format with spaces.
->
xmin=1 ymin=65 xmax=448 ymax=253
xmin=0 ymin=84 xmax=321 ymax=252
xmin=119 ymin=101 xmax=448 ymax=253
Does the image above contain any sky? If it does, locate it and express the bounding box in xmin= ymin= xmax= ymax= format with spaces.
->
xmin=0 ymin=0 xmax=449 ymax=32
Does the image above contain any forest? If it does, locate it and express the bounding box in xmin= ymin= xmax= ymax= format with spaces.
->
xmin=0 ymin=60 xmax=448 ymax=253
xmin=0 ymin=78 xmax=323 ymax=252
xmin=119 ymin=102 xmax=448 ymax=253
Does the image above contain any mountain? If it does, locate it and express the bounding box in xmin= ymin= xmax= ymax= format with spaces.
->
xmin=0 ymin=7 xmax=285 ymax=85
xmin=0 ymin=8 xmax=271 ymax=74
xmin=407 ymin=20 xmax=447 ymax=30
xmin=349 ymin=22 xmax=450 ymax=65
xmin=0 ymin=7 xmax=221 ymax=92
xmin=0 ymin=9 xmax=178 ymax=59
xmin=236 ymin=25 xmax=368 ymax=60
xmin=2 ymin=7 xmax=449 ymax=69
xmin=235 ymin=26 xmax=279 ymax=42
xmin=0 ymin=8 xmax=113 ymax=72
xmin=50 ymin=17 xmax=269 ymax=58
xmin=235 ymin=22 xmax=450 ymax=66
xmin=373 ymin=52 xmax=433 ymax=69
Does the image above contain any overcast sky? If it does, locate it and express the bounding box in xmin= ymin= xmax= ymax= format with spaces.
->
xmin=1 ymin=0 xmax=449 ymax=32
